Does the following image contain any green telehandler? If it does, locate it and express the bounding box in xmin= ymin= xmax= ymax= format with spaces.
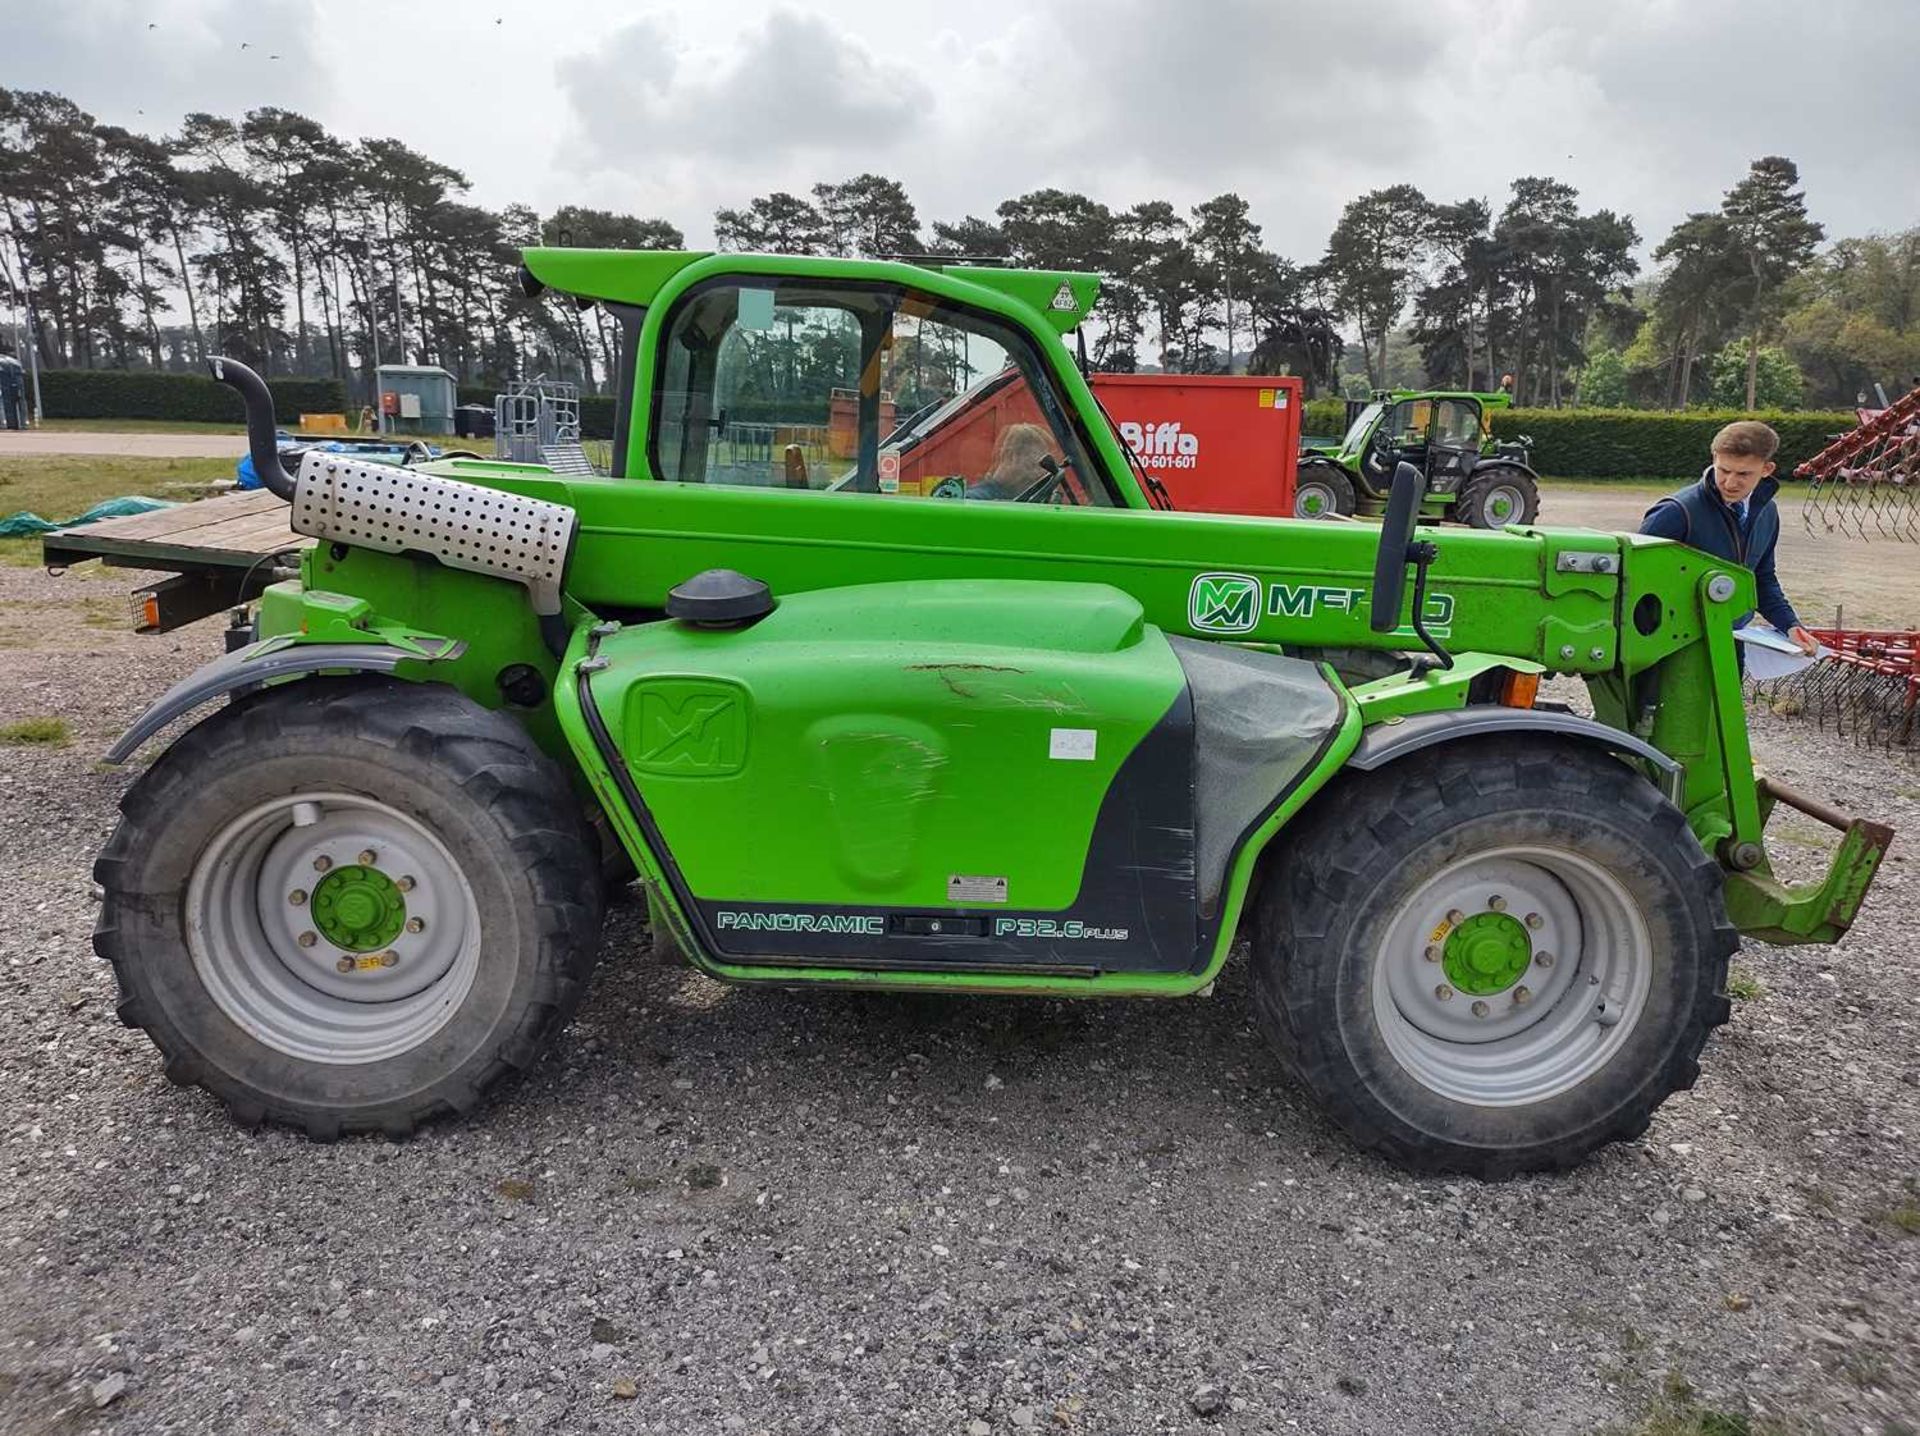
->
xmin=94 ymin=249 xmax=1891 ymax=1176
xmin=1297 ymin=388 xmax=1541 ymax=528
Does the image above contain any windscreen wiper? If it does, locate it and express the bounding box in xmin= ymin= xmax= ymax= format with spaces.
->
xmin=1091 ymin=388 xmax=1175 ymax=510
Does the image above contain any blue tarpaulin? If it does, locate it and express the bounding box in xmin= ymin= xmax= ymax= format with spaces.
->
xmin=0 ymin=496 xmax=176 ymax=537
xmin=236 ymin=436 xmax=441 ymax=489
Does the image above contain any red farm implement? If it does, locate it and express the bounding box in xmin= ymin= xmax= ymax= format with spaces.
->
xmin=1751 ymin=393 xmax=1920 ymax=750
xmin=1755 ymin=627 xmax=1919 ymax=752
xmin=1799 ymin=387 xmax=1920 ymax=543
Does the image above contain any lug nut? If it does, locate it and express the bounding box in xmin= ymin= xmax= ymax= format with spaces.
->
xmin=1435 ymin=985 xmax=1454 ymax=1001
xmin=1446 ymin=909 xmax=1466 ymax=926
xmin=335 ymin=957 xmax=355 ymax=974
xmin=1471 ymin=1000 xmax=1490 ymax=1018
xmin=1423 ymin=944 xmax=1442 ymax=963
xmin=396 ymin=875 xmax=415 ymax=893
xmin=1488 ymin=895 xmax=1508 ymax=912
xmin=1536 ymin=952 xmax=1555 ymax=969
xmin=357 ymin=849 xmax=378 ymax=866
xmin=297 ymin=930 xmax=318 ymax=948
xmin=1524 ymin=912 xmax=1543 ymax=929
xmin=405 ymin=917 xmax=425 ymax=934
xmin=289 ymin=889 xmax=307 ymax=907
xmin=312 ymin=855 xmax=333 ymax=873
xmin=1513 ymin=985 xmax=1533 ymax=1006
xmin=379 ymin=950 xmax=399 ymax=968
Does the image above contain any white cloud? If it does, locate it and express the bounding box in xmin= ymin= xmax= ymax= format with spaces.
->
xmin=3 ymin=0 xmax=1914 ymax=266
xmin=558 ymin=9 xmax=932 ymax=170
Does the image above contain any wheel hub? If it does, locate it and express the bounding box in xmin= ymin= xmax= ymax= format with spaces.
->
xmin=185 ymin=792 xmax=480 ymax=1064
xmin=1372 ymin=849 xmax=1655 ymax=1106
xmin=310 ymin=865 xmax=406 ymax=952
xmin=1442 ymin=911 xmax=1530 ymax=994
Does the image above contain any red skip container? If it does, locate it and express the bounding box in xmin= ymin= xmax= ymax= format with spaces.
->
xmin=1090 ymin=373 xmax=1302 ymax=517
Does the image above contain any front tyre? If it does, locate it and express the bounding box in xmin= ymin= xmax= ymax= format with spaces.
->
xmin=95 ymin=678 xmax=604 ymax=1139
xmin=1251 ymin=738 xmax=1735 ymax=1177
xmin=1293 ymin=460 xmax=1357 ymax=519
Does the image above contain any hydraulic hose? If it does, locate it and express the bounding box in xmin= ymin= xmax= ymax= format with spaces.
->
xmin=206 ymin=356 xmax=297 ymax=500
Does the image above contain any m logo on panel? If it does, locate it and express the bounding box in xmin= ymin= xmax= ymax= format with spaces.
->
xmin=1188 ymin=572 xmax=1260 ymax=634
xmin=630 ymin=680 xmax=749 ymax=775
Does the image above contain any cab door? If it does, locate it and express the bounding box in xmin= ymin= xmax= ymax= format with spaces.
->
xmin=1361 ymin=398 xmax=1430 ymax=495
xmin=1426 ymin=397 xmax=1485 ymax=493
xmin=647 ymin=276 xmax=1117 ymax=508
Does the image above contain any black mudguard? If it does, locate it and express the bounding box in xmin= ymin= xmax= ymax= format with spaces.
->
xmin=105 ymin=637 xmax=463 ymax=764
xmin=1347 ymin=706 xmax=1683 ymax=804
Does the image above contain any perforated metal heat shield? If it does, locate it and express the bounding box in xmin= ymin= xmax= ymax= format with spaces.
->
xmin=291 ymin=451 xmax=577 ymax=615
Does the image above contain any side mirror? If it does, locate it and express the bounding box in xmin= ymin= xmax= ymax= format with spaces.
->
xmin=1369 ymin=461 xmax=1426 ymax=633
xmin=1370 ymin=461 xmax=1454 ymax=669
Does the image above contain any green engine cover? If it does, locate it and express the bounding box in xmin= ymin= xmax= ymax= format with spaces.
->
xmin=580 ymin=579 xmax=1201 ymax=973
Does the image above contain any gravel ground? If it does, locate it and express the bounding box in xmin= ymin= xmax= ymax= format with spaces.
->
xmin=1 ymin=559 xmax=1916 ymax=1436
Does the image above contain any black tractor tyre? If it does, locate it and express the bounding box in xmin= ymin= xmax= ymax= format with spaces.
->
xmin=1457 ymin=464 xmax=1539 ymax=528
xmin=1250 ymin=737 xmax=1735 ymax=1177
xmin=95 ymin=677 xmax=605 ymax=1139
xmin=1293 ymin=460 xmax=1357 ymax=519
xmin=587 ymin=805 xmax=640 ymax=902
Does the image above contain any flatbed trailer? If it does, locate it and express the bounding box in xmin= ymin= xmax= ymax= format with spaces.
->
xmin=41 ymin=489 xmax=307 ymax=633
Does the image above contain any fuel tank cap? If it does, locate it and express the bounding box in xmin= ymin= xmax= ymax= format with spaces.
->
xmin=665 ymin=569 xmax=774 ymax=627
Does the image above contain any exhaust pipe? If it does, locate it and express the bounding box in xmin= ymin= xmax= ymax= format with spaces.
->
xmin=206 ymin=356 xmax=297 ymax=500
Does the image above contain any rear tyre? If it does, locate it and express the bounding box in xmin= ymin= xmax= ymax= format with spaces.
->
xmin=1250 ymin=737 xmax=1735 ymax=1177
xmin=96 ymin=678 xmax=604 ymax=1139
xmin=1294 ymin=460 xmax=1357 ymax=519
xmin=1457 ymin=465 xmax=1539 ymax=528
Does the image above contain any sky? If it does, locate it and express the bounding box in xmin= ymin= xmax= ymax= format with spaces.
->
xmin=5 ymin=0 xmax=1916 ymax=266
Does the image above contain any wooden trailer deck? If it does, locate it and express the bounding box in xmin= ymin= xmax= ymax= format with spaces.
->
xmin=41 ymin=489 xmax=307 ymax=632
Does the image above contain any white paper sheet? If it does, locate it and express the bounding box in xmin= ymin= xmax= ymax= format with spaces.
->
xmin=1735 ymin=624 xmax=1829 ymax=681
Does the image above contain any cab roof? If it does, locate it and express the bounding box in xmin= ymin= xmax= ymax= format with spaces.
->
xmin=518 ymin=248 xmax=1101 ymax=335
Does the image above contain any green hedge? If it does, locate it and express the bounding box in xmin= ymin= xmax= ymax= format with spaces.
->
xmin=39 ymin=369 xmax=346 ymax=424
xmin=1298 ymin=396 xmax=1855 ymax=479
xmin=1303 ymin=398 xmax=1347 ymax=438
xmin=1491 ymin=408 xmax=1855 ymax=479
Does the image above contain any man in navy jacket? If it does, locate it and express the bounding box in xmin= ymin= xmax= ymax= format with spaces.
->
xmin=1638 ymin=420 xmax=1818 ymax=655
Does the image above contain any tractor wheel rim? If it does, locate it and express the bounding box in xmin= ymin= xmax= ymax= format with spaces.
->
xmin=186 ymin=792 xmax=482 ymax=1065
xmin=1370 ymin=847 xmax=1651 ymax=1106
xmin=1296 ymin=483 xmax=1332 ymax=518
xmin=1485 ymin=485 xmax=1524 ymax=523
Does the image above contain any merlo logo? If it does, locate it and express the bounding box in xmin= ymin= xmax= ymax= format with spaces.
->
xmin=1188 ymin=572 xmax=1260 ymax=633
xmin=630 ymin=679 xmax=748 ymax=776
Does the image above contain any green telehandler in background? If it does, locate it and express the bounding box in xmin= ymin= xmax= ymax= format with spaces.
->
xmin=92 ymin=249 xmax=1890 ymax=1177
xmin=1297 ymin=388 xmax=1541 ymax=528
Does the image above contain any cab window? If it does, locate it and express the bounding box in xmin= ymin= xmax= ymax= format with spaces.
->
xmin=1432 ymin=398 xmax=1483 ymax=446
xmin=650 ymin=280 xmax=1112 ymax=505
xmin=1384 ymin=399 xmax=1430 ymax=444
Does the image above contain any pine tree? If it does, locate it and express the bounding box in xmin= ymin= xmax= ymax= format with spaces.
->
xmin=1721 ymin=157 xmax=1823 ymax=409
